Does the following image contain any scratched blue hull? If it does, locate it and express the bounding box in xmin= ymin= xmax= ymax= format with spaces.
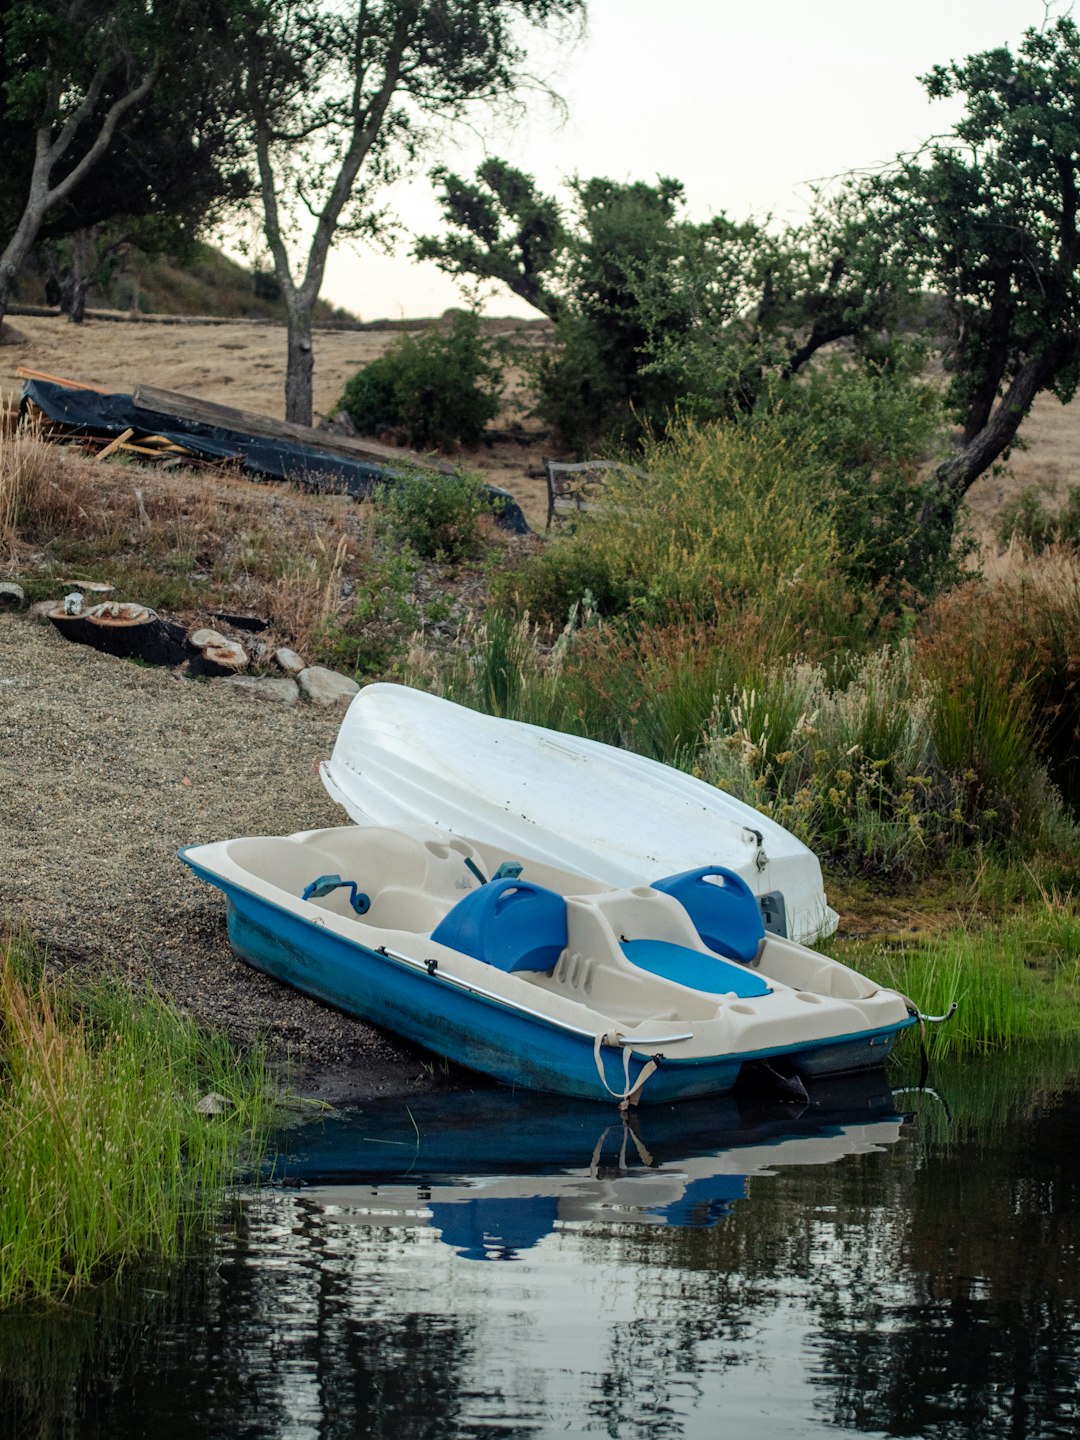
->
xmin=188 ymin=859 xmax=913 ymax=1105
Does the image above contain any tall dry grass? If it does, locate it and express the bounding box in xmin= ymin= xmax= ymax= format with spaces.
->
xmin=0 ymin=424 xmax=96 ymax=553
xmin=1 ymin=424 xmax=376 ymax=659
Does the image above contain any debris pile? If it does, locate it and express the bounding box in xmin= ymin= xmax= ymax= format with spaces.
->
xmin=17 ymin=367 xmax=529 ymax=532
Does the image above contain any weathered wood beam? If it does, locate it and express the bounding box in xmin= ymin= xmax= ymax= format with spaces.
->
xmin=132 ymin=383 xmax=455 ymax=474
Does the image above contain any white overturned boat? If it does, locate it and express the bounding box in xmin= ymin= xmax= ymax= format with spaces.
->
xmin=181 ymin=821 xmax=915 ymax=1106
xmin=319 ymin=684 xmax=839 ymax=945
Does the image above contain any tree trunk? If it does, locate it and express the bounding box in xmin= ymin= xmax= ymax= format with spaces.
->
xmin=68 ymin=277 xmax=92 ymax=324
xmin=285 ymin=310 xmax=315 ymax=426
xmin=65 ymin=230 xmax=93 ymax=324
xmin=910 ymin=336 xmax=1080 ymax=576
xmin=0 ymin=67 xmax=155 ymax=330
xmin=0 ymin=198 xmax=48 ymax=330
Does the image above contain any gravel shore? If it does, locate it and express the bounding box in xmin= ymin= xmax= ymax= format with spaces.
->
xmin=0 ymin=611 xmax=459 ymax=1102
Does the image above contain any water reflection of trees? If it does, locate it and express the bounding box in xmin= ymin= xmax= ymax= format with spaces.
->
xmin=0 ymin=1199 xmax=480 ymax=1439
xmin=588 ymin=1052 xmax=1080 ymax=1438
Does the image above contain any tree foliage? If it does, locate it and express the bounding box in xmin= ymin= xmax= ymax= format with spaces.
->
xmin=0 ymin=0 xmax=248 ymax=325
xmin=238 ymin=0 xmax=583 ymax=425
xmin=878 ymin=15 xmax=1080 ymax=543
xmin=419 ymin=163 xmax=915 ymax=451
xmin=415 ymin=158 xmax=566 ymax=318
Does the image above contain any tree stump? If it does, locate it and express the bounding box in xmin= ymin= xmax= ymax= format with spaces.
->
xmin=48 ymin=602 xmax=187 ymax=666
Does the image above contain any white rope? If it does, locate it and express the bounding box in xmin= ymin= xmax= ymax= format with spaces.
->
xmin=592 ymin=1031 xmax=661 ymax=1110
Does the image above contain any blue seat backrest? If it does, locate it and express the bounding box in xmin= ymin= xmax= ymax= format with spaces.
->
xmin=651 ymin=866 xmax=765 ymax=964
xmin=431 ymin=878 xmax=568 ymax=974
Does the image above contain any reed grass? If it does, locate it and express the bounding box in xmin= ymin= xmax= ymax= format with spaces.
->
xmin=698 ymin=643 xmax=942 ymax=874
xmin=835 ymin=900 xmax=1080 ymax=1057
xmin=0 ymin=934 xmax=279 ymax=1306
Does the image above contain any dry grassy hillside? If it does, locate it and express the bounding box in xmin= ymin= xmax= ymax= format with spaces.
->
xmin=2 ymin=311 xmax=1078 ymax=543
xmin=0 ymin=313 xmax=553 ymax=527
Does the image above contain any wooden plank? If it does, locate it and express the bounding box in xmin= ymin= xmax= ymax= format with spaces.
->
xmin=15 ymin=366 xmax=107 ymax=392
xmin=96 ymin=428 xmax=135 ymax=460
xmin=132 ymin=383 xmax=455 ymax=475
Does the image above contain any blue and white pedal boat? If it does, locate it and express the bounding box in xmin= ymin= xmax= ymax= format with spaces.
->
xmin=180 ymin=823 xmax=916 ymax=1106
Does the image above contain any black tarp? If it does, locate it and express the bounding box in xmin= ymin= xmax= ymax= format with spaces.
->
xmin=21 ymin=380 xmax=530 ymax=534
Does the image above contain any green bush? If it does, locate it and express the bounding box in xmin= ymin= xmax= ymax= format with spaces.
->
xmin=336 ymin=310 xmax=503 ymax=450
xmin=994 ymin=484 xmax=1080 ymax=552
xmin=377 ymin=467 xmax=488 ymax=562
xmin=504 ymin=414 xmax=846 ymax=631
xmin=759 ymin=352 xmax=951 ymax=598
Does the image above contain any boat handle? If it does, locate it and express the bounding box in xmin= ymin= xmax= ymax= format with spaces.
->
xmin=613 ymin=1032 xmax=694 ymax=1046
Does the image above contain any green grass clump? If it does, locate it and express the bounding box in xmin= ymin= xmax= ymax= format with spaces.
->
xmin=504 ymin=414 xmax=847 ymax=630
xmin=834 ymin=901 xmax=1080 ymax=1056
xmin=376 ymin=467 xmax=488 ymax=563
xmin=0 ymin=934 xmax=279 ymax=1306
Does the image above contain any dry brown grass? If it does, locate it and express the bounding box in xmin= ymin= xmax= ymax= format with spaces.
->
xmin=0 ymin=423 xmax=97 ymax=553
xmin=1 ymin=426 xmax=378 ymax=655
xmin=976 ymin=535 xmax=1080 ymax=590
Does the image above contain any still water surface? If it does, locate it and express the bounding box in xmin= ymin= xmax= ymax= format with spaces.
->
xmin=2 ymin=1050 xmax=1078 ymax=1439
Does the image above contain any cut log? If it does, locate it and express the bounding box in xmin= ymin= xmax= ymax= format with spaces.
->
xmin=187 ymin=632 xmax=249 ymax=678
xmin=211 ymin=611 xmax=268 ymax=633
xmin=48 ymin=602 xmax=187 ymax=666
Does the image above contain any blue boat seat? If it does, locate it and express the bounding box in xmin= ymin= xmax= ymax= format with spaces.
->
xmin=431 ymin=877 xmax=568 ymax=974
xmin=650 ymin=866 xmax=765 ymax=964
xmin=621 ymin=939 xmax=771 ymax=997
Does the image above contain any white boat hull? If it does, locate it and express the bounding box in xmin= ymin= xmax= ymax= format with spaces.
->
xmin=319 ymin=684 xmax=839 ymax=944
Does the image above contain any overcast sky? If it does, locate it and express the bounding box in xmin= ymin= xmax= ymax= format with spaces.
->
xmin=308 ymin=0 xmax=1056 ymax=320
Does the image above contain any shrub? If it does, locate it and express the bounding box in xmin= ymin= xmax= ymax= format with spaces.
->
xmin=336 ymin=310 xmax=503 ymax=450
xmin=504 ymin=414 xmax=846 ymax=631
xmin=922 ymin=563 xmax=1080 ymax=815
xmin=699 ymin=644 xmax=941 ymax=876
xmin=994 ymin=484 xmax=1080 ymax=552
xmin=758 ymin=352 xmax=953 ymax=599
xmin=376 ymin=467 xmax=487 ymax=562
xmin=314 ymin=548 xmax=420 ymax=679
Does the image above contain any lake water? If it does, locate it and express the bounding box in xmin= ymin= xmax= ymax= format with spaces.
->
xmin=2 ymin=1049 xmax=1078 ymax=1439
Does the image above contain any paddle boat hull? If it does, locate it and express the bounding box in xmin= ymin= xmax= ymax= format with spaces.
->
xmin=181 ymin=824 xmax=915 ymax=1106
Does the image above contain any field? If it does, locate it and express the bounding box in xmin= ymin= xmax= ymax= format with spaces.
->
xmin=0 ymin=312 xmax=555 ymax=528
xmin=7 ymin=311 xmax=1080 ymax=540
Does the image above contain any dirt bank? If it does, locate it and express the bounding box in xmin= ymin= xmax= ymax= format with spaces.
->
xmin=0 ymin=611 xmax=463 ymax=1103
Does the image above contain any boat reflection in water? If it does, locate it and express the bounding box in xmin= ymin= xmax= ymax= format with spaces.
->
xmin=273 ymin=1074 xmax=905 ymax=1260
